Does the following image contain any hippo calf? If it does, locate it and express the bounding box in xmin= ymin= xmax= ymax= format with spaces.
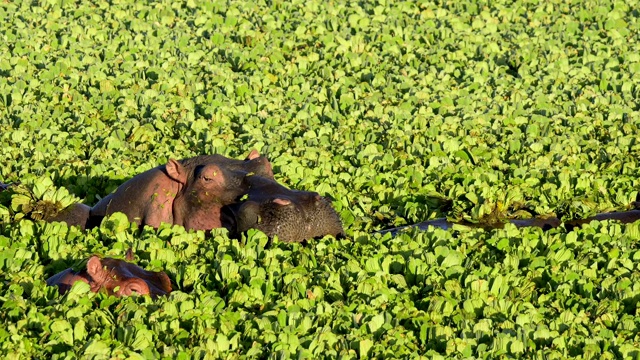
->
xmin=223 ymin=175 xmax=345 ymax=243
xmin=46 ymin=252 xmax=172 ymax=298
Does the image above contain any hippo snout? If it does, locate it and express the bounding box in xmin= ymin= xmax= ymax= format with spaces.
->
xmin=229 ymin=190 xmax=343 ymax=243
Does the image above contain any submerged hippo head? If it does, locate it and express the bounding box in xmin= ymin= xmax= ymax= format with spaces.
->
xmin=46 ymin=254 xmax=172 ymax=298
xmin=223 ymin=175 xmax=344 ymax=243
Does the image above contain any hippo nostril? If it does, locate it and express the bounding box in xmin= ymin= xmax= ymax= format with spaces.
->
xmin=273 ymin=198 xmax=292 ymax=206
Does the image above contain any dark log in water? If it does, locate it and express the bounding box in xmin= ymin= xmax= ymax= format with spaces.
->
xmin=378 ymin=210 xmax=640 ymax=236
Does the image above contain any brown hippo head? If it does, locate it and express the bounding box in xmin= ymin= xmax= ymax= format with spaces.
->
xmin=46 ymin=254 xmax=172 ymax=298
xmin=179 ymin=150 xmax=274 ymax=182
xmin=223 ymin=175 xmax=344 ymax=243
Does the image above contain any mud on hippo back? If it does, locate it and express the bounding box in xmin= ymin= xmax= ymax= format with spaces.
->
xmin=89 ymin=150 xmax=273 ymax=230
xmin=222 ymin=175 xmax=344 ymax=243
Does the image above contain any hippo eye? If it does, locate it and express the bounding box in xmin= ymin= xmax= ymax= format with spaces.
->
xmin=200 ymin=169 xmax=218 ymax=182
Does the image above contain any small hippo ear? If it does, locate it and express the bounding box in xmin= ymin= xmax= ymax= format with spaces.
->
xmin=125 ymin=248 xmax=135 ymax=262
xmin=86 ymin=256 xmax=104 ymax=278
xmin=165 ymin=159 xmax=188 ymax=185
xmin=246 ymin=149 xmax=260 ymax=160
xmin=273 ymin=198 xmax=292 ymax=206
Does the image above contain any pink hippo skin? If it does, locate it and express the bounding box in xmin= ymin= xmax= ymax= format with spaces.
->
xmin=222 ymin=175 xmax=344 ymax=243
xmin=89 ymin=150 xmax=273 ymax=231
xmin=46 ymin=254 xmax=172 ymax=298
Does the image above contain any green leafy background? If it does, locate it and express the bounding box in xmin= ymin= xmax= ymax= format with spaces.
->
xmin=2 ymin=0 xmax=640 ymax=358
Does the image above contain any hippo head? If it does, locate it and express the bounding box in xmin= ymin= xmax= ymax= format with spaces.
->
xmin=167 ymin=158 xmax=254 ymax=230
xmin=178 ymin=150 xmax=274 ymax=184
xmin=167 ymin=160 xmax=229 ymax=204
xmin=168 ymin=150 xmax=274 ymax=215
xmin=46 ymin=255 xmax=172 ymax=298
xmin=223 ymin=176 xmax=344 ymax=243
xmin=235 ymin=194 xmax=345 ymax=243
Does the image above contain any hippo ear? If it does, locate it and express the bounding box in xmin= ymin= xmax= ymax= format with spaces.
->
xmin=246 ymin=149 xmax=260 ymax=160
xmin=157 ymin=272 xmax=173 ymax=295
xmin=165 ymin=159 xmax=188 ymax=185
xmin=118 ymin=278 xmax=150 ymax=297
xmin=237 ymin=201 xmax=261 ymax=231
xmin=273 ymin=198 xmax=292 ymax=206
xmin=125 ymin=248 xmax=135 ymax=262
xmin=86 ymin=256 xmax=104 ymax=279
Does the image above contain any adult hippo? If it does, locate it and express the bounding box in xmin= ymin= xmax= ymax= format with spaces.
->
xmin=222 ymin=175 xmax=345 ymax=243
xmin=89 ymin=150 xmax=274 ymax=230
xmin=46 ymin=251 xmax=172 ymax=298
